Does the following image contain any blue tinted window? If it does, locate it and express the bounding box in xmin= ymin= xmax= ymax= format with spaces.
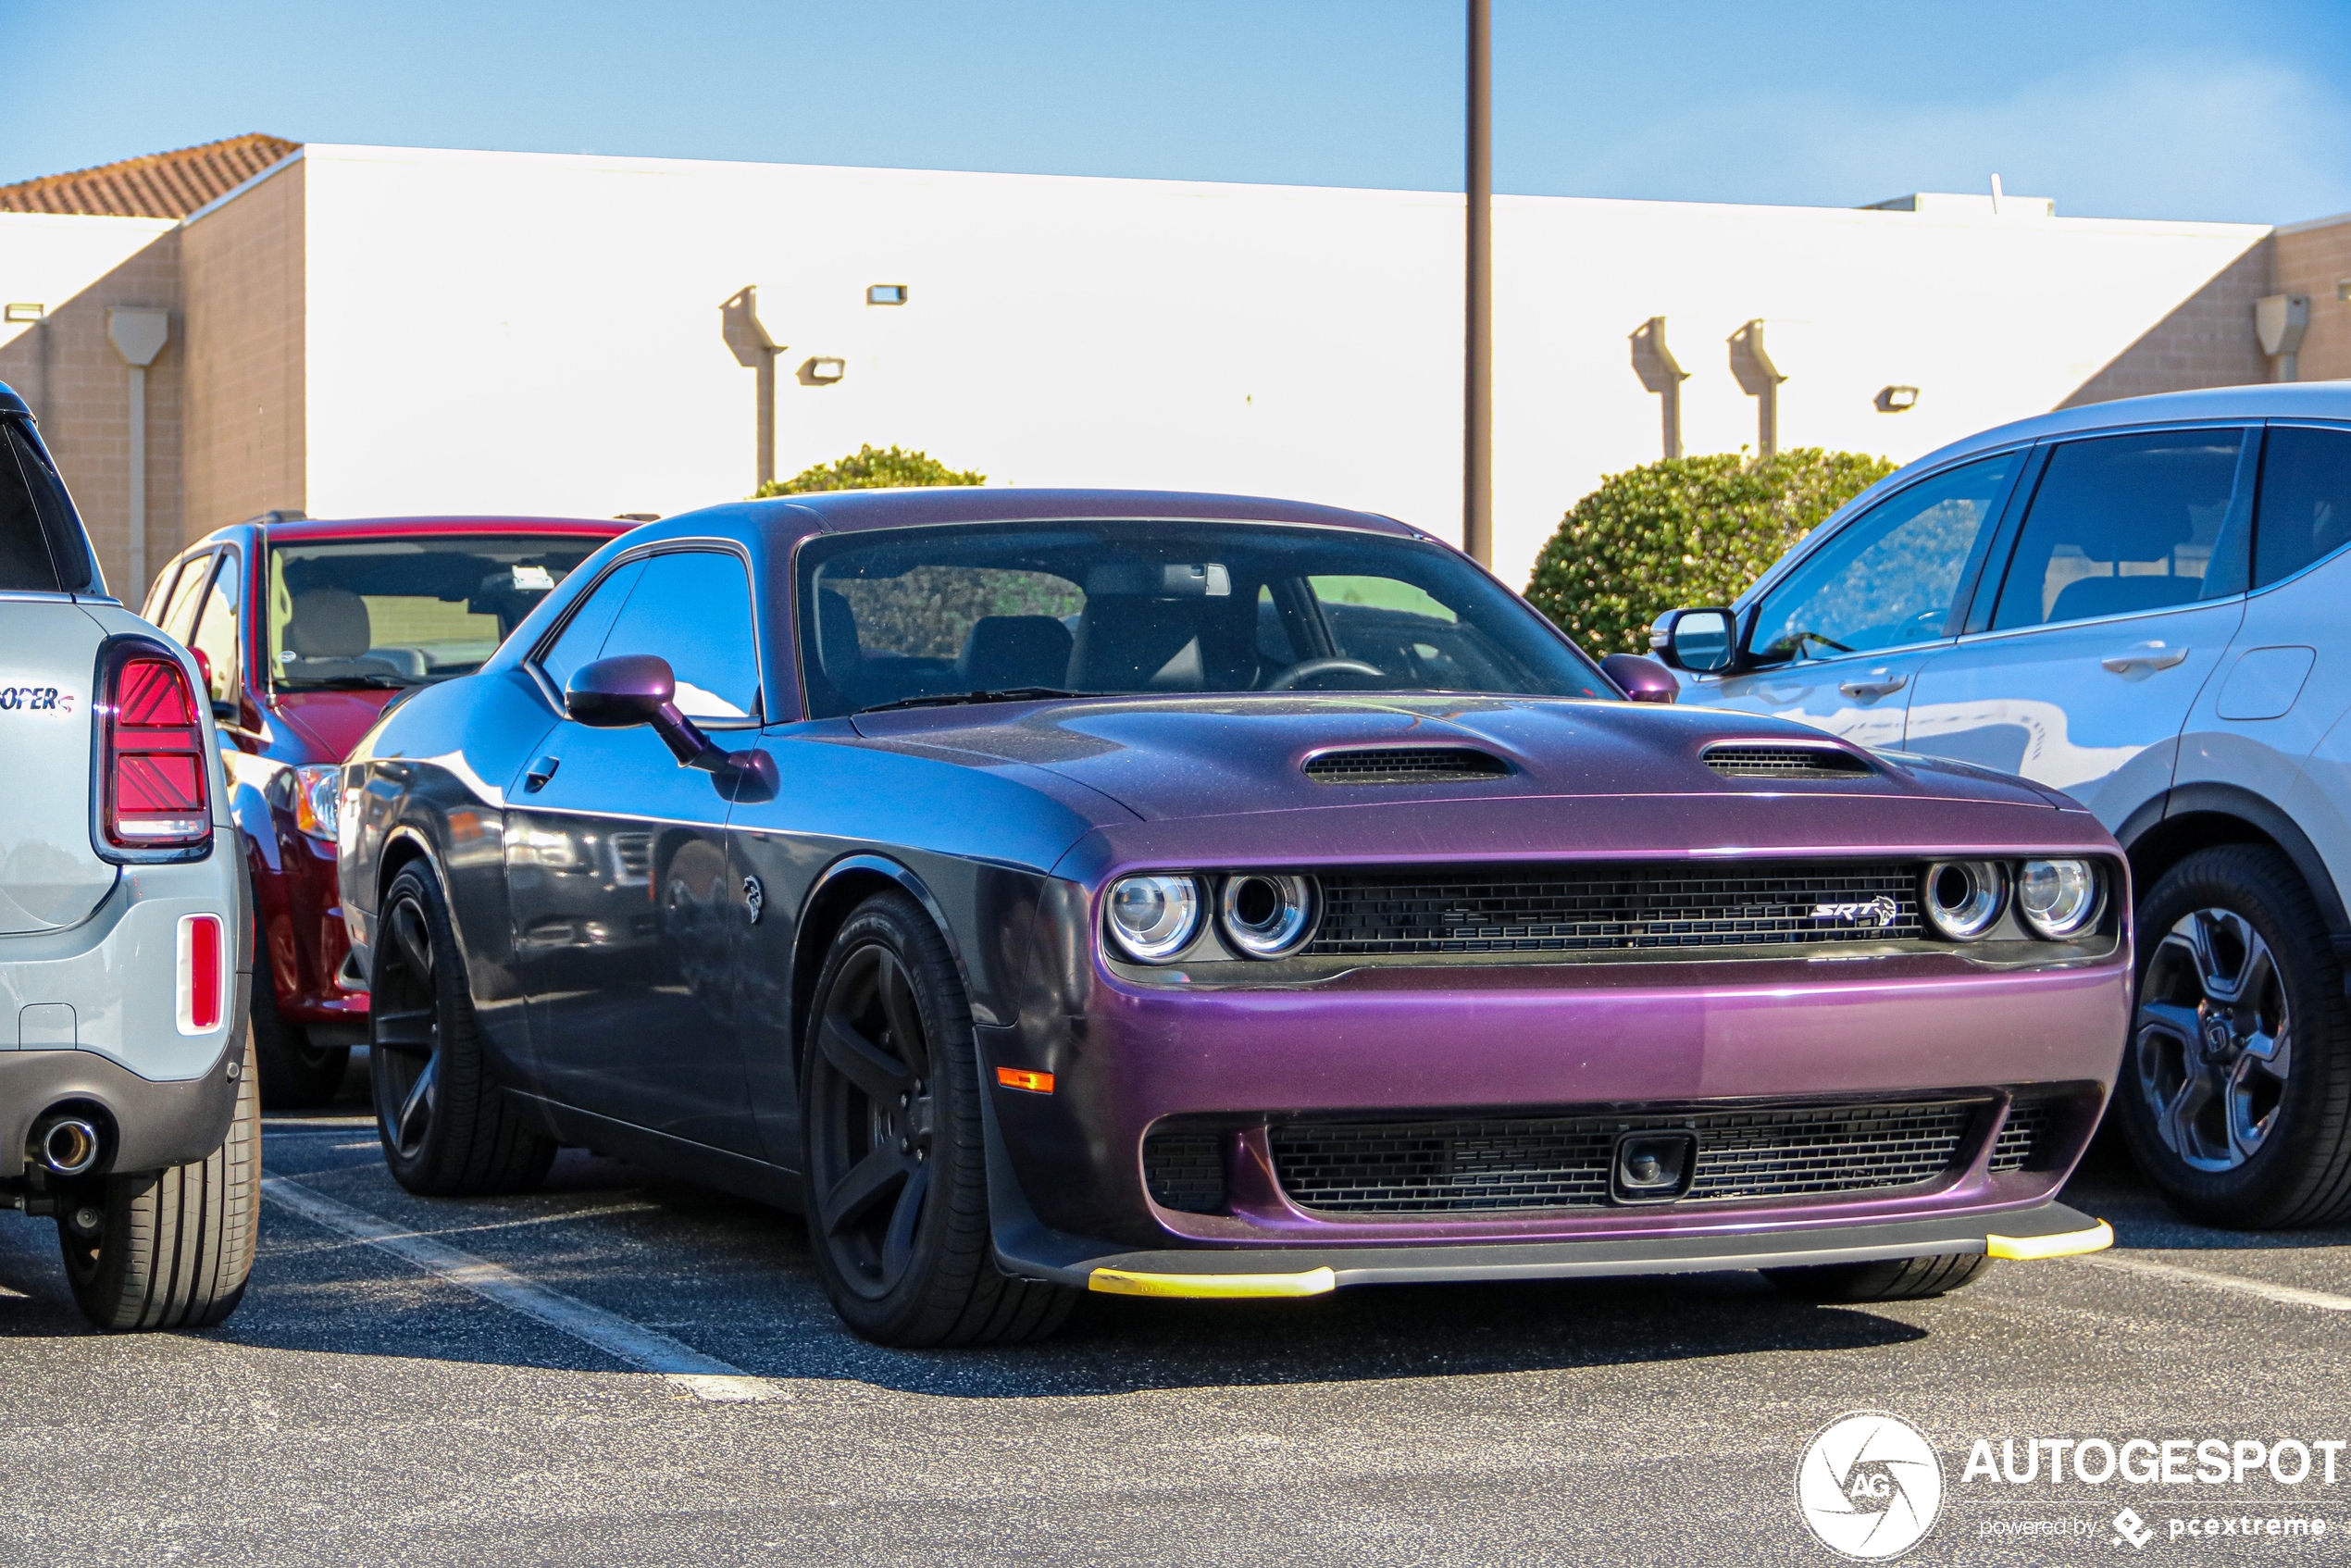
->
xmin=2255 ymin=426 xmax=2351 ymax=590
xmin=597 ymin=551 xmax=762 ymax=720
xmin=538 ymin=558 xmax=644 ymax=701
xmin=1992 ymin=430 xmax=2245 ymax=630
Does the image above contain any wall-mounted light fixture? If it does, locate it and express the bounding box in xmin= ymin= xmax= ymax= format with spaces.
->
xmin=801 ymin=356 xmax=847 ymax=385
xmin=2257 ymin=293 xmax=2311 ymax=382
xmin=1629 ymin=317 xmax=1690 ymax=460
xmin=4 ymin=303 xmax=44 ymax=323
xmin=866 ymin=284 xmax=908 ymax=306
xmin=1875 ymin=385 xmax=1920 ymax=412
xmin=1727 ymin=320 xmax=1787 ymax=456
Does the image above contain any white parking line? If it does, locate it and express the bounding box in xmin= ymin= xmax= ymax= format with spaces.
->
xmin=260 ymin=1176 xmax=779 ymax=1402
xmin=2084 ymin=1251 xmax=2351 ymax=1312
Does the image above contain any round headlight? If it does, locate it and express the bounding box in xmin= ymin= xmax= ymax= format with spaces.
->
xmin=1218 ymin=873 xmax=1318 ymax=959
xmin=1922 ymin=860 xmax=2008 ymax=941
xmin=2018 ymin=858 xmax=2102 ymax=939
xmin=1105 ymin=874 xmax=1202 ymax=963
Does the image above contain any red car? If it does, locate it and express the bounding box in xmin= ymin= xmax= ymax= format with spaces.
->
xmin=143 ymin=515 xmax=629 ymax=1105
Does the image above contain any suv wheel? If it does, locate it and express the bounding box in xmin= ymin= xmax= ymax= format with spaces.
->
xmin=370 ymin=864 xmax=555 ymax=1196
xmin=2116 ymin=845 xmax=2351 ymax=1226
xmin=59 ymin=1029 xmax=260 ymax=1330
xmin=800 ymin=890 xmax=1075 ymax=1347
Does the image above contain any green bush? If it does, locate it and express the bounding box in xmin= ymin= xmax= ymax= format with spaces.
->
xmin=1524 ymin=448 xmax=1897 ymax=653
xmin=753 ymin=443 xmax=984 ymax=498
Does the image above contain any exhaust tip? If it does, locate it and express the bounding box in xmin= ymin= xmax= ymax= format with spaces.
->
xmin=31 ymin=1116 xmax=101 ymax=1177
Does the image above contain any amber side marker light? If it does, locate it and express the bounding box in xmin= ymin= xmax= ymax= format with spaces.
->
xmin=996 ymin=1067 xmax=1055 ymax=1094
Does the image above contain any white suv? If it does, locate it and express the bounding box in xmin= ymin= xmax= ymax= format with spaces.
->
xmin=0 ymin=380 xmax=255 ymax=1328
xmin=1653 ymin=383 xmax=2351 ymax=1229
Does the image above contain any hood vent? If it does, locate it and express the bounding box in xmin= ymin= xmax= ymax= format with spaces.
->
xmin=1703 ymin=742 xmax=1872 ymax=779
xmin=1303 ymin=746 xmax=1511 ymax=785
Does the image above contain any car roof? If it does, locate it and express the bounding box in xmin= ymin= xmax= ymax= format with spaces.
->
xmin=251 ymin=515 xmax=633 ymax=543
xmin=1919 ymin=381 xmax=2351 ymax=470
xmin=736 ymin=487 xmax=1427 ymax=541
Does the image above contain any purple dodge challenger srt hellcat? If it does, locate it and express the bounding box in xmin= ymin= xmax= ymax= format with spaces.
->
xmin=336 ymin=488 xmax=2126 ymax=1346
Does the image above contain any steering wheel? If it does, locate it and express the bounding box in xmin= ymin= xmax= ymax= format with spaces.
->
xmin=1264 ymin=657 xmax=1388 ymax=692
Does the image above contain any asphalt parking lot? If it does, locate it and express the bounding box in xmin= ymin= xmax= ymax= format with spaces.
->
xmin=2 ymin=1057 xmax=2348 ymax=1567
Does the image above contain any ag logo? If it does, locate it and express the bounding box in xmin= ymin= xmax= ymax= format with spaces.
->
xmin=1795 ymin=1412 xmax=1942 ymax=1560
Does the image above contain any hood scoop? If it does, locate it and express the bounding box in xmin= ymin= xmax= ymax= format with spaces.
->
xmin=1302 ymin=745 xmax=1511 ymax=785
xmin=1702 ymin=742 xmax=1872 ymax=779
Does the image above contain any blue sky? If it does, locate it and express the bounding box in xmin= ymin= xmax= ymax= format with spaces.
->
xmin=7 ymin=1 xmax=2351 ymax=224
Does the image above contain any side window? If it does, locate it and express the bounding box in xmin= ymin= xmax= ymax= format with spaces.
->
xmin=0 ymin=426 xmax=63 ymax=593
xmin=537 ymin=559 xmax=646 ymax=701
xmin=159 ymin=554 xmax=216 ymax=641
xmin=188 ymin=551 xmax=243 ymax=708
xmin=143 ymin=558 xmax=186 ymax=622
xmin=568 ymin=552 xmax=762 ymax=722
xmin=2254 ymin=426 xmax=2351 ymax=589
xmin=1749 ymin=454 xmax=2017 ymax=663
xmin=1991 ymin=429 xmax=2246 ymax=630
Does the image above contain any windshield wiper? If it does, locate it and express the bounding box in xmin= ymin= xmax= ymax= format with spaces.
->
xmin=857 ymin=687 xmax=1087 ymax=714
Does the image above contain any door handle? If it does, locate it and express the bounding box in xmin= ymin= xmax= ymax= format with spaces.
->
xmin=1838 ymin=675 xmax=1908 ymax=700
xmin=523 ymin=755 xmax=561 ymax=792
xmin=2100 ymin=645 xmax=2190 ymax=675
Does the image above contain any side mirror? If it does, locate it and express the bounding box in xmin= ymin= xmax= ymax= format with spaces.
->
xmin=566 ymin=653 xmax=674 ymax=728
xmin=566 ymin=654 xmax=777 ymax=801
xmin=1661 ymin=607 xmax=1737 ymax=675
xmin=1600 ymin=653 xmax=1678 ymax=704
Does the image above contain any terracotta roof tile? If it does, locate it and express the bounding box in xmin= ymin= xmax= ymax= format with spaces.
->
xmin=0 ymin=134 xmax=299 ymax=219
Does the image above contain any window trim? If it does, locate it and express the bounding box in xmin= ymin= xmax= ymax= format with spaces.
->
xmin=1967 ymin=421 xmax=2257 ymax=640
xmin=2246 ymin=417 xmax=2351 ymax=600
xmin=187 ymin=545 xmax=245 ymax=716
xmin=523 ymin=538 xmax=765 ymax=728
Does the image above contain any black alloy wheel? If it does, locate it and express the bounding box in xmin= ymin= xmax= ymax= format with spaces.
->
xmin=2115 ymin=845 xmax=2351 ymax=1227
xmin=369 ymin=865 xmax=555 ymax=1197
xmin=800 ymin=890 xmax=1074 ymax=1346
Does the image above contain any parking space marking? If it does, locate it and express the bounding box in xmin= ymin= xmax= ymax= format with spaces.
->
xmin=2084 ymin=1251 xmax=2351 ymax=1312
xmin=260 ymin=1176 xmax=779 ymax=1403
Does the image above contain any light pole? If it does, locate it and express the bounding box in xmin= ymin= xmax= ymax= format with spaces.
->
xmin=720 ymin=286 xmax=783 ymax=492
xmin=107 ymin=307 xmax=169 ymax=601
xmin=1464 ymin=0 xmax=1493 ymax=566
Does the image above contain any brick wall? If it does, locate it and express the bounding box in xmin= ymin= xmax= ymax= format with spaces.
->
xmin=2060 ymin=237 xmax=2274 ymax=406
xmin=0 ymin=231 xmax=183 ymax=602
xmin=2270 ymin=215 xmax=2351 ymax=382
xmin=182 ymin=156 xmax=304 ymax=543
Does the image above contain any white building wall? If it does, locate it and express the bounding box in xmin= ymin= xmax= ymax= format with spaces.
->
xmin=294 ymin=145 xmax=2270 ymax=590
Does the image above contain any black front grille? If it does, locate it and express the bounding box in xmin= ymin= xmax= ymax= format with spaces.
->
xmin=1302 ymin=746 xmax=1511 ymax=785
xmin=1269 ymin=1100 xmax=1983 ymax=1213
xmin=1988 ymin=1101 xmax=2053 ymax=1173
xmin=1143 ymin=1127 xmax=1227 ymax=1213
xmin=1703 ymin=743 xmax=1872 ymax=778
xmin=1309 ymin=861 xmax=1922 ymax=956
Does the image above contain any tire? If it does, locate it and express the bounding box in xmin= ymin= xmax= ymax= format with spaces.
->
xmin=58 ymin=1028 xmax=260 ymax=1330
xmin=2112 ymin=844 xmax=2351 ymax=1227
xmin=1763 ymin=1251 xmax=1990 ymax=1302
xmin=370 ymin=864 xmax=555 ymax=1197
xmin=249 ymin=925 xmax=350 ymax=1110
xmin=800 ymin=890 xmax=1076 ymax=1347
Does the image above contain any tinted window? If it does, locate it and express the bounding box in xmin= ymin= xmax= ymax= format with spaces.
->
xmin=797 ymin=520 xmax=1611 ymax=718
xmin=159 ymin=554 xmax=216 ymax=641
xmin=0 ymin=425 xmax=62 ymax=593
xmin=269 ymin=534 xmax=604 ymax=690
xmin=1992 ymin=429 xmax=2245 ymax=630
xmin=189 ymin=551 xmax=243 ymax=708
xmin=8 ymin=426 xmax=96 ymax=592
xmin=1748 ymin=454 xmax=2016 ymax=663
xmin=2254 ymin=426 xmax=2351 ymax=589
xmin=584 ymin=551 xmax=761 ymax=721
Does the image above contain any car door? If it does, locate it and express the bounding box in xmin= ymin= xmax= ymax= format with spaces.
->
xmin=1903 ymin=426 xmax=2252 ymax=830
xmin=1688 ymin=451 xmax=2022 ymax=747
xmin=504 ymin=546 xmax=765 ymax=1152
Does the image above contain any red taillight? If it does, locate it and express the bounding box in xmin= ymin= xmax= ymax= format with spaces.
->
xmin=178 ymin=913 xmax=225 ymax=1032
xmin=103 ymin=653 xmax=211 ymax=852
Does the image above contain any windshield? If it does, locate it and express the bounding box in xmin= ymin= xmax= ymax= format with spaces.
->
xmin=797 ymin=520 xmax=1611 ymax=718
xmin=268 ymin=535 xmax=604 ymax=690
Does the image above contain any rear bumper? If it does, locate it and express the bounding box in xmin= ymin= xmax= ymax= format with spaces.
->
xmin=0 ymin=1041 xmax=240 ymax=1178
xmin=1009 ymin=1200 xmax=2114 ymax=1297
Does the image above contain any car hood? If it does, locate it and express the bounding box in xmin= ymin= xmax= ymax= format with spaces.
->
xmin=268 ymin=687 xmax=405 ymax=761
xmin=844 ymin=694 xmax=2069 ymax=823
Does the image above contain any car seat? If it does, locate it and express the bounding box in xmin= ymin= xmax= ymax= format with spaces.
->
xmin=956 ymin=616 xmax=1074 ymax=690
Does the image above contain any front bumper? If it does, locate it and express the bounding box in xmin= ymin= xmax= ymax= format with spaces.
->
xmin=1012 ymin=1200 xmax=2114 ymax=1297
